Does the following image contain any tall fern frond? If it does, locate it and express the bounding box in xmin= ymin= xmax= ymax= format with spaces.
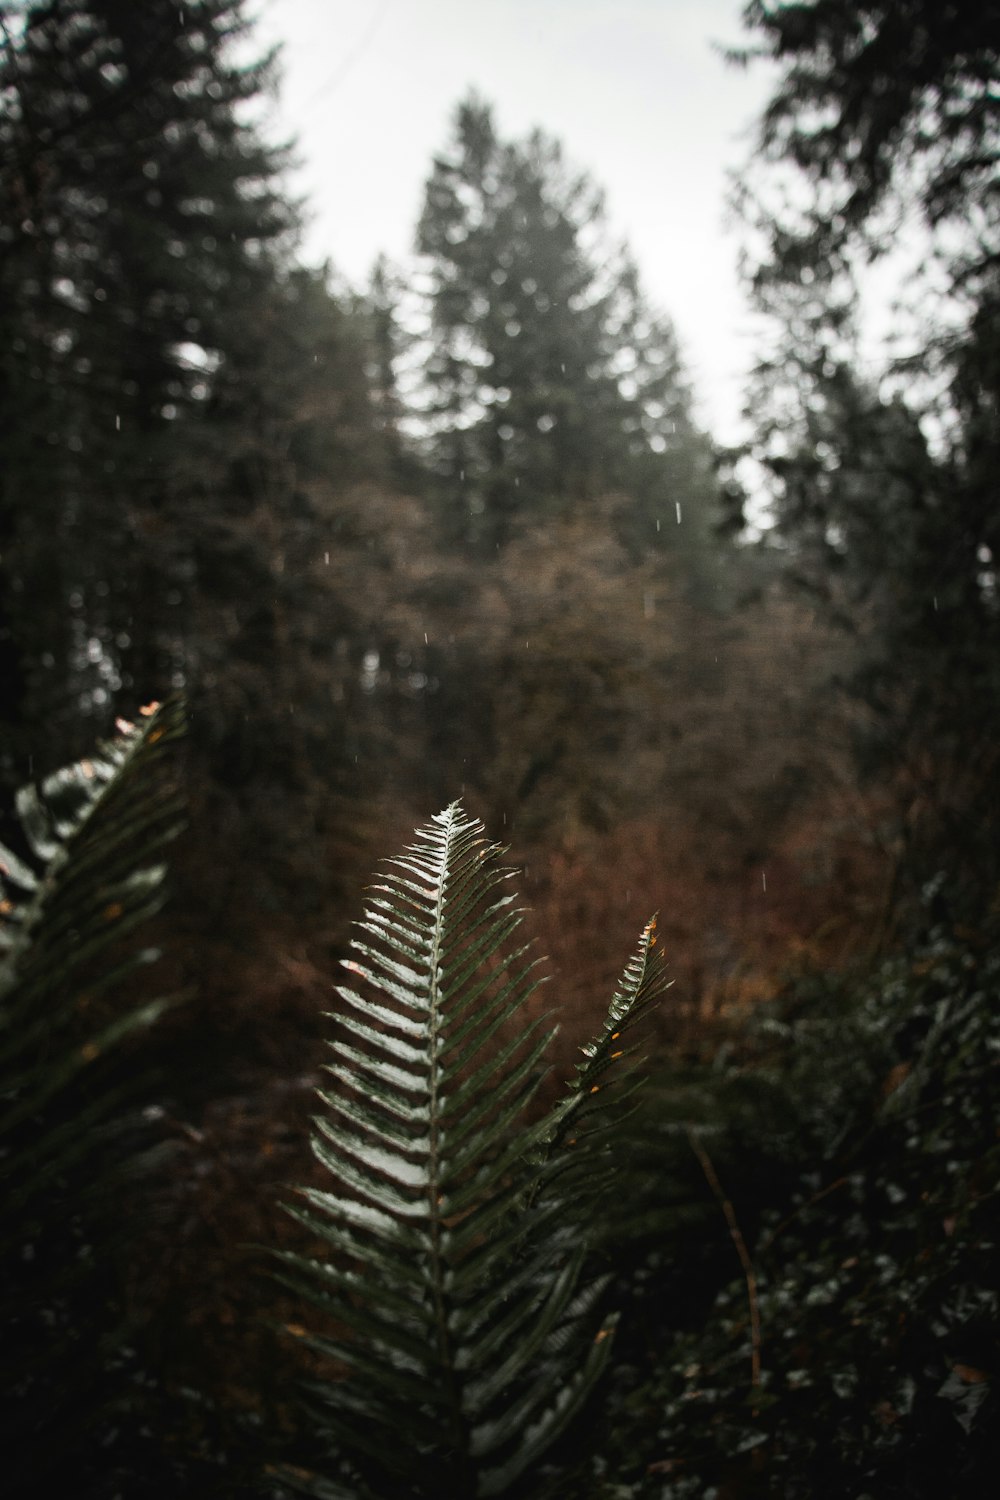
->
xmin=0 ymin=699 xmax=186 ymax=1493
xmin=275 ymin=803 xmax=670 ymax=1499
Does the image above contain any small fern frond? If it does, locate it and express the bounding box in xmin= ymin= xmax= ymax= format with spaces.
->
xmin=277 ymin=804 xmax=668 ymax=1498
xmin=541 ymin=913 xmax=672 ymax=1210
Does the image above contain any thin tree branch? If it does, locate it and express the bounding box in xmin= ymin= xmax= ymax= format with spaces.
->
xmin=688 ymin=1128 xmax=762 ymax=1394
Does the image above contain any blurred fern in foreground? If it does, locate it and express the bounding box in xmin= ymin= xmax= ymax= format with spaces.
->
xmin=0 ymin=700 xmax=186 ymax=1496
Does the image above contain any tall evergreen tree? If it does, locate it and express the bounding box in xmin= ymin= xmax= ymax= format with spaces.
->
xmin=735 ymin=0 xmax=1000 ymax=288
xmin=414 ymin=96 xmax=718 ymax=554
xmin=0 ymin=0 xmax=390 ymax=926
xmin=734 ymin=0 xmax=1000 ymax=907
xmin=0 ymin=0 xmax=297 ymax=768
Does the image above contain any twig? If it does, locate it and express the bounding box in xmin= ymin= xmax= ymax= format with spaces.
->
xmin=688 ymin=1129 xmax=762 ymax=1393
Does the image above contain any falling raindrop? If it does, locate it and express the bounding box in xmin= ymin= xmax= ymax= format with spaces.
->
xmin=656 ymin=518 xmax=661 ymax=531
xmin=324 ymin=551 xmax=329 ymax=564
xmin=761 ymin=871 xmax=767 ymax=893
xmin=675 ymin=502 xmax=682 ymax=525
xmin=115 ymin=414 xmax=120 ymax=431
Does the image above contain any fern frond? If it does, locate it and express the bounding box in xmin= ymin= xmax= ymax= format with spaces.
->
xmin=277 ymin=803 xmax=668 ymax=1498
xmin=541 ymin=913 xmax=672 ymax=1211
xmin=0 ymin=699 xmax=186 ymax=1494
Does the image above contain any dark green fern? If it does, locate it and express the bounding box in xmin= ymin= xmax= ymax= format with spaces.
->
xmin=274 ymin=802 xmax=669 ymax=1499
xmin=0 ymin=699 xmax=186 ymax=1496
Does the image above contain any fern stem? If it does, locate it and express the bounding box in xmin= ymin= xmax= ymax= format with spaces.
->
xmin=427 ymin=806 xmax=471 ymax=1485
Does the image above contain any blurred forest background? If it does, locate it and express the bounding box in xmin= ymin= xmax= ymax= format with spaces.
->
xmin=1 ymin=1 xmax=998 ymax=1496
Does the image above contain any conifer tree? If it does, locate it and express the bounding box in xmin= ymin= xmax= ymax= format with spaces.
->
xmin=415 ymin=96 xmax=718 ymax=554
xmin=0 ymin=0 xmax=387 ymax=922
xmin=0 ymin=0 xmax=297 ymax=768
xmin=735 ymin=0 xmax=1000 ymax=906
xmin=363 ymin=253 xmax=412 ymax=481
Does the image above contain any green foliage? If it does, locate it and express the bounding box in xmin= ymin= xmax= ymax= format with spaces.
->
xmin=1 ymin=706 xmax=995 ymax=1500
xmin=0 ymin=698 xmax=186 ymax=1495
xmin=585 ymin=897 xmax=1000 ymax=1498
xmin=273 ymin=803 xmax=670 ymax=1498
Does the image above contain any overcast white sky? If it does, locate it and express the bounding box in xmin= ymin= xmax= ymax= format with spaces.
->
xmin=252 ymin=0 xmax=778 ymax=444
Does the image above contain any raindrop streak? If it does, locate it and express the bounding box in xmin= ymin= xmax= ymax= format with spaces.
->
xmin=115 ymin=414 xmax=120 ymax=431
xmin=762 ymin=871 xmax=767 ymax=893
xmin=675 ymin=502 xmax=682 ymax=525
xmin=933 ymin=596 xmax=939 ymax=611
xmin=656 ymin=517 xmax=661 ymax=531
xmin=324 ymin=551 xmax=329 ymax=564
